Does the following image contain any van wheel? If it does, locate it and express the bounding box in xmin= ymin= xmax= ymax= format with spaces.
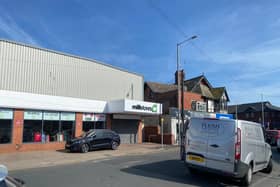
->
xmin=241 ymin=165 xmax=252 ymax=186
xmin=262 ymin=158 xmax=273 ymax=173
xmin=81 ymin=144 xmax=89 ymax=153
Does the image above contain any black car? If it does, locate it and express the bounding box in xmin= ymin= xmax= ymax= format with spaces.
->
xmin=65 ymin=129 xmax=120 ymax=153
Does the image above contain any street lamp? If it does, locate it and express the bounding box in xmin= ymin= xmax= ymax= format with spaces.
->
xmin=176 ymin=35 xmax=197 ymax=145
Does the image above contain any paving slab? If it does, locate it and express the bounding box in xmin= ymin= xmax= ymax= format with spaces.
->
xmin=0 ymin=143 xmax=177 ymax=171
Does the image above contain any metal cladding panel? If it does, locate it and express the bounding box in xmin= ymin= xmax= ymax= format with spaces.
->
xmin=0 ymin=40 xmax=144 ymax=101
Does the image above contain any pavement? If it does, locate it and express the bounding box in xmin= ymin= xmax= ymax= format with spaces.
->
xmin=9 ymin=147 xmax=280 ymax=187
xmin=0 ymin=143 xmax=177 ymax=171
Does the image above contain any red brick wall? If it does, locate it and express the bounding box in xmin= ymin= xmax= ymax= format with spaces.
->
xmin=183 ymin=92 xmax=204 ymax=110
xmin=143 ymin=126 xmax=160 ymax=142
xmin=137 ymin=121 xmax=143 ymax=143
xmin=149 ymin=134 xmax=175 ymax=145
xmin=106 ymin=114 xmax=112 ymax=129
xmin=75 ymin=113 xmax=83 ymax=137
xmin=12 ymin=109 xmax=24 ymax=145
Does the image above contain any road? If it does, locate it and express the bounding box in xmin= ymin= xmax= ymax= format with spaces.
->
xmin=10 ymin=147 xmax=280 ymax=187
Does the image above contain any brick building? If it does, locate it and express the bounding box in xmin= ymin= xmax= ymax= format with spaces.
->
xmin=228 ymin=101 xmax=280 ymax=129
xmin=145 ymin=70 xmax=230 ymax=114
xmin=143 ymin=70 xmax=230 ymax=144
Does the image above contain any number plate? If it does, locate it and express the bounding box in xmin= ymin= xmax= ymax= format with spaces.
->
xmin=188 ymin=155 xmax=204 ymax=163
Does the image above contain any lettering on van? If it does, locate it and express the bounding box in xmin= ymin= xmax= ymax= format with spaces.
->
xmin=201 ymin=123 xmax=221 ymax=136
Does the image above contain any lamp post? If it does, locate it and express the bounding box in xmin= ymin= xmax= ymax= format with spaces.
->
xmin=176 ymin=35 xmax=197 ymax=145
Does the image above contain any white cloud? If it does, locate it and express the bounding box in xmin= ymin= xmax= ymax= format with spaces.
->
xmin=0 ymin=10 xmax=40 ymax=45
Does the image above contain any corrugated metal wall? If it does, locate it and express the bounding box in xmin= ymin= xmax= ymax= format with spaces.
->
xmin=0 ymin=40 xmax=144 ymax=101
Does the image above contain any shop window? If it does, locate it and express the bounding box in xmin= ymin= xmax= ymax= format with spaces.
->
xmin=60 ymin=112 xmax=75 ymax=141
xmin=23 ymin=111 xmax=76 ymax=143
xmin=43 ymin=120 xmax=60 ymax=142
xmin=0 ymin=119 xmax=12 ymax=144
xmin=43 ymin=112 xmax=60 ymax=142
xmin=61 ymin=121 xmax=75 ymax=142
xmin=23 ymin=111 xmax=43 ymax=143
xmin=82 ymin=113 xmax=106 ymax=132
xmin=23 ymin=120 xmax=42 ymax=143
xmin=83 ymin=122 xmax=95 ymax=132
xmin=94 ymin=121 xmax=105 ymax=129
xmin=0 ymin=109 xmax=13 ymax=144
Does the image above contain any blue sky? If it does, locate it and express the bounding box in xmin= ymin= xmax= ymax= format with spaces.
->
xmin=1 ymin=0 xmax=280 ymax=105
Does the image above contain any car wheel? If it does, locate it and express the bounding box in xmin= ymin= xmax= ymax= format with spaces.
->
xmin=241 ymin=165 xmax=253 ymax=186
xmin=111 ymin=141 xmax=119 ymax=150
xmin=81 ymin=144 xmax=89 ymax=153
xmin=262 ymin=158 xmax=273 ymax=173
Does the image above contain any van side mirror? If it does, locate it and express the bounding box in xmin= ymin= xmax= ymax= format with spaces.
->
xmin=0 ymin=165 xmax=8 ymax=182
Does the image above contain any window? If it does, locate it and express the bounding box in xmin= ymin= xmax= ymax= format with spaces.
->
xmin=82 ymin=113 xmax=106 ymax=132
xmin=23 ymin=120 xmax=42 ymax=142
xmin=60 ymin=112 xmax=75 ymax=141
xmin=0 ymin=109 xmax=13 ymax=144
xmin=23 ymin=111 xmax=76 ymax=143
xmin=245 ymin=113 xmax=249 ymax=118
xmin=23 ymin=111 xmax=43 ymax=143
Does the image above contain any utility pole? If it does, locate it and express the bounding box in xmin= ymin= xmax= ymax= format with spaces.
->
xmin=261 ymin=94 xmax=264 ymax=127
xmin=161 ymin=117 xmax=164 ymax=149
xmin=176 ymin=35 xmax=197 ymax=145
xmin=235 ymin=104 xmax=238 ymax=120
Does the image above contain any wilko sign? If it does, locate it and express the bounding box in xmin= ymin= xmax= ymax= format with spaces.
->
xmin=124 ymin=100 xmax=162 ymax=114
xmin=132 ymin=104 xmax=158 ymax=113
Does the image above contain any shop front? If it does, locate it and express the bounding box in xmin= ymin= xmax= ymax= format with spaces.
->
xmin=0 ymin=90 xmax=162 ymax=153
xmin=107 ymin=99 xmax=162 ymax=144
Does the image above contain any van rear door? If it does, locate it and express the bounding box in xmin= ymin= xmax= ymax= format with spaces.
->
xmin=186 ymin=118 xmax=208 ymax=167
xmin=206 ymin=119 xmax=236 ymax=173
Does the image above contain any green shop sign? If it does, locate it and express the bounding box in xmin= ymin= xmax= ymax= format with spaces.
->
xmin=43 ymin=112 xmax=60 ymax=121
xmin=0 ymin=109 xmax=13 ymax=119
xmin=24 ymin=111 xmax=43 ymax=120
xmin=61 ymin=112 xmax=75 ymax=121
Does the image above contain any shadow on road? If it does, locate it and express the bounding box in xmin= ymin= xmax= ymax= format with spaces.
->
xmin=121 ymin=159 xmax=241 ymax=187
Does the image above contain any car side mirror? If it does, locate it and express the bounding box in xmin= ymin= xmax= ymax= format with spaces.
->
xmin=0 ymin=165 xmax=8 ymax=182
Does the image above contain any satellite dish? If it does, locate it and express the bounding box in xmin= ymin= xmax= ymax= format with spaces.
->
xmin=0 ymin=165 xmax=8 ymax=182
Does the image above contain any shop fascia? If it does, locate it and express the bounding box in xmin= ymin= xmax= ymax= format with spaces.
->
xmin=0 ymin=90 xmax=162 ymax=115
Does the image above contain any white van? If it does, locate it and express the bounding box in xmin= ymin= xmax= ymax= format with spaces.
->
xmin=184 ymin=117 xmax=272 ymax=186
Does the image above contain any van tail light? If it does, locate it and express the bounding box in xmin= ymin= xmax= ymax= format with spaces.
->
xmin=235 ymin=128 xmax=241 ymax=160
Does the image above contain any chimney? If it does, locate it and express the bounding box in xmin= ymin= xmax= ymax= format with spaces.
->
xmin=175 ymin=70 xmax=185 ymax=85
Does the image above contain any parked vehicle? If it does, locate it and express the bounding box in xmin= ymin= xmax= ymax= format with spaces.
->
xmin=265 ymin=129 xmax=280 ymax=145
xmin=65 ymin=129 xmax=120 ymax=153
xmin=184 ymin=117 xmax=272 ymax=186
xmin=0 ymin=165 xmax=25 ymax=187
xmin=277 ymin=138 xmax=280 ymax=152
